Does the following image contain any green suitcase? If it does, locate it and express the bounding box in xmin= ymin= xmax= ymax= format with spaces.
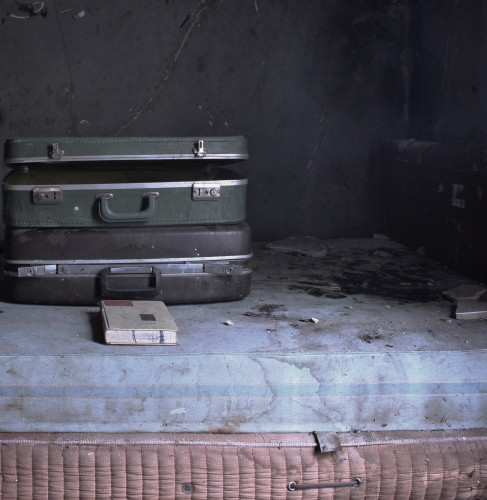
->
xmin=3 ymin=136 xmax=248 ymax=228
xmin=4 ymin=136 xmax=248 ymax=164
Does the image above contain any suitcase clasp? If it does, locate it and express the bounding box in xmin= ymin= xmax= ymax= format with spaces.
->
xmin=48 ymin=142 xmax=64 ymax=160
xmin=32 ymin=187 xmax=63 ymax=205
xmin=193 ymin=140 xmax=207 ymax=157
xmin=192 ymin=182 xmax=221 ymax=200
xmin=18 ymin=265 xmax=57 ymax=277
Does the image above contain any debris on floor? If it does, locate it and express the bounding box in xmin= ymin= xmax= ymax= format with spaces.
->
xmin=256 ymin=236 xmax=472 ymax=304
xmin=266 ymin=236 xmax=327 ymax=257
xmin=243 ymin=311 xmax=262 ymax=317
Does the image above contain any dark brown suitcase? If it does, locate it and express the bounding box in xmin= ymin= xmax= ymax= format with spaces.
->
xmin=3 ymin=223 xmax=252 ymax=305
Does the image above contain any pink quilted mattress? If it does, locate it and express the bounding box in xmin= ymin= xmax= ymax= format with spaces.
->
xmin=1 ymin=429 xmax=486 ymax=499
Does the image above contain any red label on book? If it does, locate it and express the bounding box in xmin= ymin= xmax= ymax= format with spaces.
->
xmin=103 ymin=300 xmax=134 ymax=307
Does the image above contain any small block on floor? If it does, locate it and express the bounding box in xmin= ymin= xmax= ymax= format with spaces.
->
xmin=100 ymin=300 xmax=178 ymax=345
xmin=454 ymin=300 xmax=487 ymax=320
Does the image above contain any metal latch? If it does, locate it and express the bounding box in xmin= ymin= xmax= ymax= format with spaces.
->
xmin=192 ymin=182 xmax=221 ymax=200
xmin=313 ymin=431 xmax=342 ymax=453
xmin=192 ymin=140 xmax=207 ymax=157
xmin=32 ymin=187 xmax=63 ymax=205
xmin=48 ymin=142 xmax=64 ymax=160
xmin=205 ymin=263 xmax=243 ymax=275
xmin=18 ymin=265 xmax=57 ymax=277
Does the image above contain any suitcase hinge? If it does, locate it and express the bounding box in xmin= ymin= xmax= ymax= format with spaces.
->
xmin=48 ymin=142 xmax=64 ymax=160
xmin=193 ymin=140 xmax=207 ymax=157
xmin=18 ymin=265 xmax=57 ymax=277
xmin=192 ymin=182 xmax=221 ymax=200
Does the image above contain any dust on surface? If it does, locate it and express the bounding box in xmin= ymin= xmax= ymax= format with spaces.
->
xmin=255 ymin=237 xmax=470 ymax=303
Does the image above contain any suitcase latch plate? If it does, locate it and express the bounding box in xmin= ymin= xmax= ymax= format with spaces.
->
xmin=192 ymin=182 xmax=221 ymax=200
xmin=48 ymin=142 xmax=64 ymax=160
xmin=32 ymin=187 xmax=63 ymax=205
xmin=192 ymin=140 xmax=207 ymax=157
xmin=18 ymin=265 xmax=57 ymax=277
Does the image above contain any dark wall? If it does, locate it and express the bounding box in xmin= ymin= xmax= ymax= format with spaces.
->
xmin=381 ymin=1 xmax=487 ymax=283
xmin=408 ymin=1 xmax=485 ymax=141
xmin=0 ymin=0 xmax=408 ymax=241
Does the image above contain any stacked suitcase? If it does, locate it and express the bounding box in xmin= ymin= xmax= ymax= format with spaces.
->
xmin=2 ymin=136 xmax=252 ymax=305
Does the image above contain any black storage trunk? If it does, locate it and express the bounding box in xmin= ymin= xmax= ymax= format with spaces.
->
xmin=382 ymin=139 xmax=487 ymax=283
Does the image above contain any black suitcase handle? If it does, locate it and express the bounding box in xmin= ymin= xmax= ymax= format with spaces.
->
xmin=100 ymin=267 xmax=161 ymax=299
xmin=96 ymin=192 xmax=159 ymax=222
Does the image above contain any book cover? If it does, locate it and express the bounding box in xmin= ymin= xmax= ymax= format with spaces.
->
xmin=100 ymin=300 xmax=178 ymax=345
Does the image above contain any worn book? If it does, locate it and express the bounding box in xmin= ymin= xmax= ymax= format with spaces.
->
xmin=100 ymin=300 xmax=178 ymax=345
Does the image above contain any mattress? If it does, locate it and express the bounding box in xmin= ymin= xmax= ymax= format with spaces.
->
xmin=1 ymin=430 xmax=486 ymax=499
xmin=1 ymin=238 xmax=486 ymax=497
xmin=0 ymin=238 xmax=486 ymax=435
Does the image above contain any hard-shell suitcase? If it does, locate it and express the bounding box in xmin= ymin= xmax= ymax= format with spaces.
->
xmin=3 ymin=165 xmax=247 ymax=228
xmin=3 ymin=223 xmax=252 ymax=305
xmin=4 ymin=136 xmax=249 ymax=164
xmin=3 ymin=136 xmax=248 ymax=228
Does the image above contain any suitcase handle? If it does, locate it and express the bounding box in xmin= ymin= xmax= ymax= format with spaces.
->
xmin=96 ymin=192 xmax=159 ymax=221
xmin=100 ymin=267 xmax=161 ymax=298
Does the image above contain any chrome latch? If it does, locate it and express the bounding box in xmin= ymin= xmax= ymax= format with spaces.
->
xmin=192 ymin=182 xmax=221 ymax=200
xmin=18 ymin=265 xmax=57 ymax=277
xmin=193 ymin=140 xmax=207 ymax=157
xmin=32 ymin=187 xmax=63 ymax=205
xmin=48 ymin=142 xmax=64 ymax=160
xmin=205 ymin=263 xmax=243 ymax=275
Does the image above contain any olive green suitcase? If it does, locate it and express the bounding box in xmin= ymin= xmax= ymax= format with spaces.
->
xmin=4 ymin=136 xmax=248 ymax=164
xmin=3 ymin=136 xmax=248 ymax=228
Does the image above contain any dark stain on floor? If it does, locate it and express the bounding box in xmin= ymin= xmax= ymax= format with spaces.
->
xmin=257 ymin=240 xmax=469 ymax=303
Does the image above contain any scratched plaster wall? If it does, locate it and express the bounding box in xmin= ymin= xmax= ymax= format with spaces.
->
xmin=0 ymin=0 xmax=408 ymax=241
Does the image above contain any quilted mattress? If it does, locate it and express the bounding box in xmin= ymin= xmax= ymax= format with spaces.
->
xmin=1 ymin=430 xmax=486 ymax=499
